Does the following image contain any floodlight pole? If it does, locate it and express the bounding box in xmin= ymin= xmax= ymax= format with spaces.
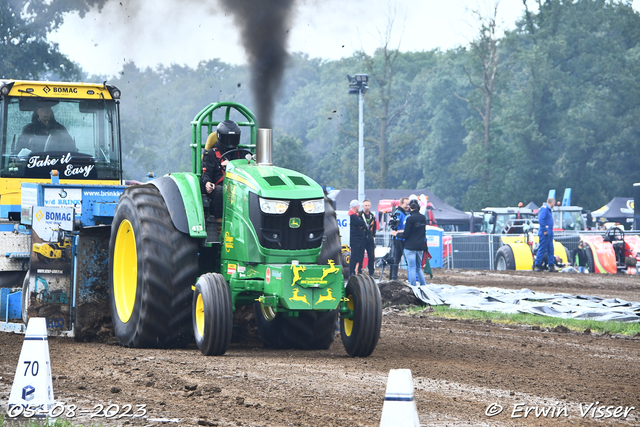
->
xmin=358 ymin=89 xmax=365 ymax=204
xmin=348 ymin=73 xmax=368 ymax=204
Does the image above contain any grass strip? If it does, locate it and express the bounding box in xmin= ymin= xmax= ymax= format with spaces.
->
xmin=406 ymin=305 xmax=640 ymax=336
xmin=0 ymin=414 xmax=102 ymax=427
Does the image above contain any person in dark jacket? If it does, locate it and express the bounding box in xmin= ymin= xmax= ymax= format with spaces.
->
xmin=201 ymin=120 xmax=243 ymax=218
xmin=360 ymin=199 xmax=376 ymax=276
xmin=18 ymin=104 xmax=76 ymax=153
xmin=348 ymin=199 xmax=367 ymax=276
xmin=393 ymin=199 xmax=427 ymax=286
xmin=534 ymin=197 xmax=556 ymax=272
xmin=571 ymin=240 xmax=589 ymax=273
xmin=389 ymin=197 xmax=409 ymax=280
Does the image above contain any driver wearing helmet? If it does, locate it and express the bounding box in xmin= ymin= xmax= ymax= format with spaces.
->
xmin=201 ymin=120 xmax=242 ymax=217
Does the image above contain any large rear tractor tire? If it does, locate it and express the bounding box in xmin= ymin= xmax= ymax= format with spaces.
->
xmin=495 ymin=245 xmax=516 ymax=271
xmin=193 ymin=273 xmax=233 ymax=356
xmin=109 ymin=184 xmax=198 ymax=348
xmin=318 ymin=196 xmax=348 ymax=280
xmin=340 ymin=274 xmax=382 ymax=357
xmin=254 ymin=303 xmax=338 ymax=350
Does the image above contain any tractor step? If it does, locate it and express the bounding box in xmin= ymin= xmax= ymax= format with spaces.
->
xmin=205 ymin=216 xmax=221 ymax=244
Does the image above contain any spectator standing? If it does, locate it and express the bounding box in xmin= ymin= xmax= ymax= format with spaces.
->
xmin=389 ymin=197 xmax=409 ymax=280
xmin=586 ymin=211 xmax=594 ymax=230
xmin=394 ymin=199 xmax=427 ymax=286
xmin=572 ymin=241 xmax=589 ymax=273
xmin=534 ymin=197 xmax=557 ymax=272
xmin=348 ymin=199 xmax=367 ymax=276
xmin=360 ymin=199 xmax=376 ymax=276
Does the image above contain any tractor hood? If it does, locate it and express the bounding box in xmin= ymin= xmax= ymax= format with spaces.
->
xmin=225 ymin=161 xmax=324 ymax=200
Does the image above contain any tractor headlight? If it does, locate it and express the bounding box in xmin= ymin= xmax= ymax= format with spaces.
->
xmin=301 ymin=199 xmax=324 ymax=214
xmin=259 ymin=198 xmax=289 ymax=214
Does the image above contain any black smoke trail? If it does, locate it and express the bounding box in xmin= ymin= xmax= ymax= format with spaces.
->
xmin=219 ymin=0 xmax=297 ymax=128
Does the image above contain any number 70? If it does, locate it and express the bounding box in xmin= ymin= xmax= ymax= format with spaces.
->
xmin=23 ymin=361 xmax=39 ymax=376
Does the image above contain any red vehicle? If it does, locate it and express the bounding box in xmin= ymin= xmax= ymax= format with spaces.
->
xmin=375 ymin=199 xmax=451 ymax=269
xmin=376 ymin=198 xmax=437 ymax=228
xmin=582 ymin=228 xmax=640 ymax=274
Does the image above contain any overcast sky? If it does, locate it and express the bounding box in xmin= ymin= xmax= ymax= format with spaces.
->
xmin=49 ymin=0 xmax=640 ymax=78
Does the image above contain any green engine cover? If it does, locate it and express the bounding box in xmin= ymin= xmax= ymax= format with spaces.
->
xmin=220 ymin=160 xmax=325 ymax=266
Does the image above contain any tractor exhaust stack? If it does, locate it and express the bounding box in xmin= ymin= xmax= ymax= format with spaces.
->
xmin=256 ymin=128 xmax=273 ymax=166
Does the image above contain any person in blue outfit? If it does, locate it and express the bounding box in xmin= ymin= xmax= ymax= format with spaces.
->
xmin=393 ymin=198 xmax=428 ymax=286
xmin=534 ymin=197 xmax=557 ymax=272
xmin=389 ymin=197 xmax=409 ymax=280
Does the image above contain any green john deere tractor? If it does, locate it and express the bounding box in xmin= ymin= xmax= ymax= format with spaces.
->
xmin=108 ymin=102 xmax=382 ymax=357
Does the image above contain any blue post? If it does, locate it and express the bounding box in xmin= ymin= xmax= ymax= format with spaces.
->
xmin=562 ymin=188 xmax=571 ymax=206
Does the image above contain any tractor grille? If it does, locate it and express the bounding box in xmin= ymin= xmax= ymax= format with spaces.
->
xmin=249 ymin=193 xmax=324 ymax=250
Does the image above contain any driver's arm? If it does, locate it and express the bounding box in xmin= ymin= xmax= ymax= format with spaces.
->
xmin=201 ymin=149 xmax=224 ymax=192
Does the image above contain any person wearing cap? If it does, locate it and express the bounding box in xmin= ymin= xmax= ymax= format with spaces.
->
xmin=202 ymin=120 xmax=243 ymax=218
xmin=571 ymin=240 xmax=589 ymax=273
xmin=348 ymin=199 xmax=367 ymax=276
xmin=393 ymin=198 xmax=428 ymax=286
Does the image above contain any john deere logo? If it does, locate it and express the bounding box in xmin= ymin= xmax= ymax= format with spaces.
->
xmin=289 ymin=218 xmax=301 ymax=228
xmin=35 ymin=210 xmax=43 ymax=222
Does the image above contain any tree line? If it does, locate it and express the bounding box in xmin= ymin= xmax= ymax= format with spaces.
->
xmin=2 ymin=0 xmax=640 ymax=212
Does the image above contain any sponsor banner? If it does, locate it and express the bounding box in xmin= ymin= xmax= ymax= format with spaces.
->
xmin=44 ymin=188 xmax=82 ymax=215
xmin=21 ymin=186 xmax=38 ymax=225
xmin=336 ymin=210 xmax=350 ymax=246
xmin=27 ymin=206 xmax=74 ymax=331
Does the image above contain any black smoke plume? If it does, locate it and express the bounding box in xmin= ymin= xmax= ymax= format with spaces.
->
xmin=219 ymin=0 xmax=296 ymax=128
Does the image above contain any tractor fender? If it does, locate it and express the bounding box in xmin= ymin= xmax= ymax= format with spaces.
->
xmin=506 ymin=242 xmax=533 ymax=270
xmin=149 ymin=174 xmax=206 ymax=239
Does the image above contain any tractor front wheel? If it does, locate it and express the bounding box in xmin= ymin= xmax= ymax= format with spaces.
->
xmin=495 ymin=246 xmax=516 ymax=270
xmin=109 ymin=184 xmax=198 ymax=348
xmin=340 ymin=274 xmax=382 ymax=357
xmin=193 ymin=273 xmax=233 ymax=356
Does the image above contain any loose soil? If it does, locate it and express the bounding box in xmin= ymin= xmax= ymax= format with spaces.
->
xmin=1 ymin=269 xmax=639 ymax=426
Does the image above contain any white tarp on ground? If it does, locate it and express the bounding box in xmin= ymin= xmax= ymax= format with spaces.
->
xmin=411 ymin=284 xmax=640 ymax=322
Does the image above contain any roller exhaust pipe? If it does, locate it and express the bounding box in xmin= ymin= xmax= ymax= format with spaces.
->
xmin=256 ymin=128 xmax=273 ymax=166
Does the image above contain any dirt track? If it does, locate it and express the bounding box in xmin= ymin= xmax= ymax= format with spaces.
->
xmin=1 ymin=269 xmax=640 ymax=426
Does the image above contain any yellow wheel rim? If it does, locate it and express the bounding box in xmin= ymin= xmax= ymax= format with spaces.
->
xmin=195 ymin=293 xmax=205 ymax=338
xmin=344 ymin=294 xmax=355 ymax=337
xmin=113 ymin=220 xmax=137 ymax=323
